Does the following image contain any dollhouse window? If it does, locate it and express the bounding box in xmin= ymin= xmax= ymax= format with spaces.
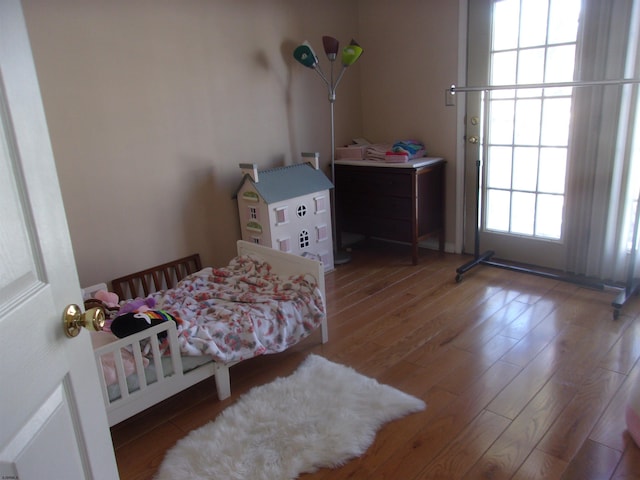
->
xmin=316 ymin=224 xmax=328 ymax=242
xmin=299 ymin=230 xmax=310 ymax=249
xmin=297 ymin=204 xmax=307 ymax=218
xmin=314 ymin=196 xmax=327 ymax=213
xmin=248 ymin=206 xmax=258 ymax=221
xmin=277 ymin=237 xmax=291 ymax=252
xmin=251 ymin=236 xmax=261 ymax=244
xmin=275 ymin=207 xmax=288 ymax=225
xmin=320 ymin=251 xmax=331 ymax=266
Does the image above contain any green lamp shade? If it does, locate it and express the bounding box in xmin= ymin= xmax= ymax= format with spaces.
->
xmin=341 ymin=43 xmax=363 ymax=66
xmin=293 ymin=42 xmax=318 ymax=68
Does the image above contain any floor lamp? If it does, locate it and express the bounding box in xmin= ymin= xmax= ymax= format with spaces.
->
xmin=293 ymin=37 xmax=363 ymax=265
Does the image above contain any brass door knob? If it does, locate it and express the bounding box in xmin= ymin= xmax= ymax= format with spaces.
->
xmin=63 ymin=304 xmax=105 ymax=337
xmin=468 ymin=135 xmax=479 ymax=144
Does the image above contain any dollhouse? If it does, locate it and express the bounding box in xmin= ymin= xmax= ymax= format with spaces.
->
xmin=236 ymin=154 xmax=334 ymax=272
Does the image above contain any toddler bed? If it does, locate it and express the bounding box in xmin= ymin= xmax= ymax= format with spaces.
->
xmin=86 ymin=240 xmax=327 ymax=426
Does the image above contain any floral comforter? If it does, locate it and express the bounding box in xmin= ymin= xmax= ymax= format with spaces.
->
xmin=149 ymin=254 xmax=325 ymax=363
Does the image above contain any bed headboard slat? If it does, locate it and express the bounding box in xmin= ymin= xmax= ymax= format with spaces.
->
xmin=111 ymin=254 xmax=202 ymax=300
xmin=161 ymin=269 xmax=172 ymax=289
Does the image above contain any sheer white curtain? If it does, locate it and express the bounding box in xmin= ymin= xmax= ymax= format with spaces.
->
xmin=564 ymin=0 xmax=640 ymax=283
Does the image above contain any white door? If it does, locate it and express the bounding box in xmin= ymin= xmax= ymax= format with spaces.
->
xmin=464 ymin=0 xmax=581 ymax=269
xmin=0 ymin=2 xmax=119 ymax=479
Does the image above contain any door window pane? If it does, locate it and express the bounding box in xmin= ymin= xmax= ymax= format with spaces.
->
xmin=514 ymin=99 xmax=542 ymax=145
xmin=517 ymin=48 xmax=544 ymax=97
xmin=548 ymin=0 xmax=581 ymax=45
xmin=491 ymin=51 xmax=517 ymax=85
xmin=493 ymin=0 xmax=520 ymax=50
xmin=519 ymin=0 xmax=548 ymax=48
xmin=538 ymin=147 xmax=567 ymax=194
xmin=511 ymin=191 xmax=535 ymax=235
xmin=491 ymin=51 xmax=517 ymax=98
xmin=536 ymin=194 xmax=564 ymax=238
xmin=486 ymin=189 xmax=511 ymax=232
xmin=489 ymin=100 xmax=515 ymax=144
xmin=487 ymin=146 xmax=512 ymax=189
xmin=541 ymin=98 xmax=571 ymax=146
xmin=545 ymin=45 xmax=577 ymax=83
xmin=513 ymin=147 xmax=539 ymax=192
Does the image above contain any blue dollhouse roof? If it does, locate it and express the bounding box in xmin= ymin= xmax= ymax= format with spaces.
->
xmin=240 ymin=163 xmax=334 ymax=204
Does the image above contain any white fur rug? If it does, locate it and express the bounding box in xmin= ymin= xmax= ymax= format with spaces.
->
xmin=155 ymin=354 xmax=426 ymax=480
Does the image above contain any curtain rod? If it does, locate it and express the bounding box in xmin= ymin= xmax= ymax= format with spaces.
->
xmin=448 ymin=78 xmax=640 ymax=93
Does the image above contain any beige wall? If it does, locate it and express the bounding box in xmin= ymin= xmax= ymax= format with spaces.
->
xmin=358 ymin=0 xmax=460 ymax=249
xmin=21 ymin=0 xmax=460 ymax=288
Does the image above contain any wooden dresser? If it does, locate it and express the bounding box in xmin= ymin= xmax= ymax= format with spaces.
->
xmin=334 ymin=157 xmax=445 ymax=264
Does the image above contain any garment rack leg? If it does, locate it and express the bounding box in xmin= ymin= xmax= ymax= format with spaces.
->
xmin=611 ymin=186 xmax=640 ymax=319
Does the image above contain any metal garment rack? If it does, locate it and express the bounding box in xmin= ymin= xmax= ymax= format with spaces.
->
xmin=449 ymin=78 xmax=640 ymax=319
xmin=611 ymin=185 xmax=640 ymax=318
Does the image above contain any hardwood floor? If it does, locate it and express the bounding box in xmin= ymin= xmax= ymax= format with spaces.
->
xmin=111 ymin=241 xmax=640 ymax=479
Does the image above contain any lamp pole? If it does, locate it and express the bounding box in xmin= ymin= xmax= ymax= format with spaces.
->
xmin=328 ymin=90 xmax=351 ymax=264
xmin=293 ymin=37 xmax=363 ymax=265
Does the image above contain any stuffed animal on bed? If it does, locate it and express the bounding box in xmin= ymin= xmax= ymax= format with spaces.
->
xmin=117 ymin=297 xmax=156 ymax=316
xmin=94 ymin=290 xmax=119 ymax=308
xmin=110 ymin=310 xmax=177 ymax=339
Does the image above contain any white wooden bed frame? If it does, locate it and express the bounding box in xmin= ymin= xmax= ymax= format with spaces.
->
xmin=90 ymin=240 xmax=327 ymax=426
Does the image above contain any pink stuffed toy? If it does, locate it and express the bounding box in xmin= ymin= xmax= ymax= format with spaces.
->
xmin=95 ymin=290 xmax=119 ymax=308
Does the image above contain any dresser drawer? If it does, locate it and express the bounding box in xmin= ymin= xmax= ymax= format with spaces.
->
xmin=336 ymin=167 xmax=412 ymax=197
xmin=340 ymin=214 xmax=412 ymax=242
xmin=338 ymin=191 xmax=412 ymax=220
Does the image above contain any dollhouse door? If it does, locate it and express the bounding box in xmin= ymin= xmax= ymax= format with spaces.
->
xmin=0 ymin=2 xmax=119 ymax=479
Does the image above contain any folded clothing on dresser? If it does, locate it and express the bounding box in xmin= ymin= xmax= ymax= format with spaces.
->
xmin=363 ymin=140 xmax=427 ymax=163
xmin=385 ymin=140 xmax=426 ymax=163
xmin=366 ymin=143 xmax=392 ymax=161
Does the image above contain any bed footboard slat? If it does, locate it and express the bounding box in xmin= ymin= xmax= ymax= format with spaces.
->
xmin=167 ymin=324 xmax=182 ymax=383
xmin=95 ymin=352 xmax=110 ymax=407
xmin=149 ymin=335 xmax=164 ymax=381
xmin=114 ymin=349 xmax=129 ymax=401
xmin=131 ymin=341 xmax=147 ymax=391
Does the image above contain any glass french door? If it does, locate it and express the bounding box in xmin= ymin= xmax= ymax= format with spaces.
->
xmin=464 ymin=0 xmax=582 ymax=270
